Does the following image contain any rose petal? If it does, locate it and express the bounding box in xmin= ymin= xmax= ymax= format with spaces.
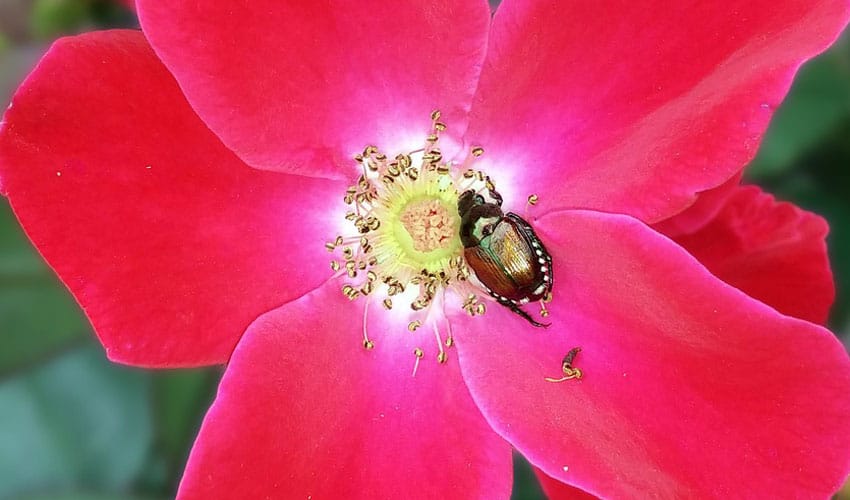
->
xmin=0 ymin=31 xmax=345 ymax=367
xmin=534 ymin=468 xmax=598 ymax=500
xmin=465 ymin=0 xmax=850 ymax=220
xmin=177 ymin=279 xmax=512 ymax=499
xmin=453 ymin=209 xmax=850 ymax=498
xmin=136 ymin=0 xmax=491 ymax=178
xmin=669 ymin=185 xmax=835 ymax=325
xmin=651 ymin=171 xmax=743 ymax=238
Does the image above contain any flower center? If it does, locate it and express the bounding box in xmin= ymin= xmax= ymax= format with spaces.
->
xmin=399 ymin=198 xmax=457 ymax=253
xmin=324 ymin=111 xmax=552 ymax=375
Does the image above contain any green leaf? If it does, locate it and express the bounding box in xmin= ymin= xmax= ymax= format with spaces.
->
xmin=749 ymin=34 xmax=850 ymax=178
xmin=511 ymin=451 xmax=546 ymax=500
xmin=30 ymin=0 xmax=92 ymax=40
xmin=18 ymin=495 xmax=163 ymax=500
xmin=0 ymin=345 xmax=153 ymax=498
xmin=0 ymin=200 xmax=89 ymax=375
xmin=151 ymin=369 xmax=219 ymax=485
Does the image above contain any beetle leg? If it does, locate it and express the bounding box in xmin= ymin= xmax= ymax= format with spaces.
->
xmin=496 ymin=296 xmax=550 ymax=328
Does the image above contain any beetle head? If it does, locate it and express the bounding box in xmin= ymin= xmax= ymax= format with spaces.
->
xmin=457 ymin=190 xmax=485 ymax=219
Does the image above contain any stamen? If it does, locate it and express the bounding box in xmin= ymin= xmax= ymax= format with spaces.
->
xmin=545 ymin=347 xmax=583 ymax=383
xmin=362 ymin=298 xmax=374 ymax=350
xmin=525 ymin=194 xmax=539 ymax=219
xmin=433 ymin=322 xmax=447 ymax=364
xmin=412 ymin=347 xmax=424 ymax=377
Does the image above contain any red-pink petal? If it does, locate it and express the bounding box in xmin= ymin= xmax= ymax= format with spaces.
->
xmin=651 ymin=172 xmax=743 ymax=238
xmin=466 ymin=0 xmax=850 ymax=220
xmin=534 ymin=468 xmax=598 ymax=500
xmin=453 ymin=210 xmax=850 ymax=498
xmin=136 ymin=0 xmax=491 ymax=178
xmin=0 ymin=31 xmax=345 ymax=367
xmin=669 ymin=185 xmax=835 ymax=325
xmin=178 ymin=279 xmax=512 ymax=499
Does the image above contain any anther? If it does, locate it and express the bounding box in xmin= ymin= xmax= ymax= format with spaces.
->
xmin=430 ymin=110 xmax=441 ymax=121
xmin=527 ymin=194 xmax=539 ymax=205
xmin=471 ymin=147 xmax=484 ymax=157
xmin=330 ymin=260 xmax=340 ymax=271
xmin=408 ymin=320 xmax=422 ymax=332
xmin=437 ymin=351 xmax=448 ymax=364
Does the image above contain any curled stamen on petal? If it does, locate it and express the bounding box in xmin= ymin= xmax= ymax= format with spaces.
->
xmin=545 ymin=347 xmax=584 ymax=383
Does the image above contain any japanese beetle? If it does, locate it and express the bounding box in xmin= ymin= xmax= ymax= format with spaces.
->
xmin=458 ymin=188 xmax=553 ymax=327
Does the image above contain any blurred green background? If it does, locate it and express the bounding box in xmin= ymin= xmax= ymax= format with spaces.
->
xmin=0 ymin=1 xmax=849 ymax=499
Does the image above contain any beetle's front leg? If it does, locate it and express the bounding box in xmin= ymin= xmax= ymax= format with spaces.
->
xmin=496 ymin=296 xmax=549 ymax=328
